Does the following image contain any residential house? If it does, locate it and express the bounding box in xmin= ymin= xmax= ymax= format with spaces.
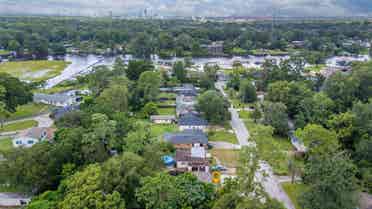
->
xmin=291 ymin=41 xmax=306 ymax=48
xmin=50 ymin=105 xmax=80 ymax=120
xmin=34 ymin=93 xmax=82 ymax=107
xmin=164 ymin=130 xmax=209 ymax=172
xmin=175 ymin=148 xmax=209 ymax=172
xmin=164 ymin=130 xmax=208 ymax=149
xmin=150 ymin=115 xmax=177 ymax=124
xmin=160 ymin=84 xmax=198 ymax=94
xmin=201 ymin=41 xmax=224 ymax=55
xmin=178 ymin=113 xmax=208 ymax=132
xmin=13 ymin=127 xmax=56 ymax=148
xmin=176 ymin=94 xmax=197 ymax=117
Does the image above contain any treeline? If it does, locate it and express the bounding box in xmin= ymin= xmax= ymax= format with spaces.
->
xmin=0 ymin=17 xmax=371 ymax=59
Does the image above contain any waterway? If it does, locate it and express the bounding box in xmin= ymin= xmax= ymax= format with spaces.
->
xmin=44 ymin=53 xmax=370 ymax=89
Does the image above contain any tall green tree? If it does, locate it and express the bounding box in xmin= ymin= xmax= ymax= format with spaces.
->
xmin=328 ymin=112 xmax=357 ymax=150
xmin=267 ymin=81 xmax=313 ymax=117
xmin=137 ymin=172 xmax=215 ymax=209
xmin=261 ymin=102 xmax=289 ymax=136
xmin=295 ymin=124 xmax=339 ymax=156
xmin=239 ymin=79 xmax=257 ymax=103
xmin=137 ymin=71 xmax=161 ymax=103
xmin=197 ymin=90 xmax=230 ymax=124
xmin=173 ymin=61 xmax=187 ymax=82
xmin=59 ymin=164 xmax=126 ymax=209
xmin=101 ymin=152 xmax=154 ymax=209
xmin=324 ymin=72 xmax=358 ymax=112
xmin=351 ymin=100 xmax=372 ymax=137
xmin=96 ymin=83 xmax=129 ymax=114
xmin=125 ymin=60 xmax=154 ymax=81
xmin=299 ymin=152 xmax=358 ymax=209
xmin=0 ymin=73 xmax=33 ymax=111
xmin=295 ymin=93 xmax=335 ymax=128
xmin=130 ymin=32 xmax=154 ymax=59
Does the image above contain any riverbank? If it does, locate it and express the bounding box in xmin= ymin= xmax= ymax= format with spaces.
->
xmin=0 ymin=60 xmax=70 ymax=82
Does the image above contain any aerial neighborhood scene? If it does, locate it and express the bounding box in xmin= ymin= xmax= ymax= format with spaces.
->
xmin=1 ymin=1 xmax=372 ymax=209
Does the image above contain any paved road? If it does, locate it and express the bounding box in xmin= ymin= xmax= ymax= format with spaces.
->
xmin=4 ymin=113 xmax=54 ymax=128
xmin=215 ymin=81 xmax=295 ymax=209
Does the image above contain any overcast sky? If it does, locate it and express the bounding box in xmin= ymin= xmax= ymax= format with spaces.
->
xmin=0 ymin=0 xmax=372 ymax=17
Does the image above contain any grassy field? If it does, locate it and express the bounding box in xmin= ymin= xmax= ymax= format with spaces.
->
xmin=8 ymin=103 xmax=50 ymax=120
xmin=211 ymin=149 xmax=240 ymax=168
xmin=158 ymin=92 xmax=177 ymax=100
xmin=0 ymin=49 xmax=11 ymax=55
xmin=150 ymin=124 xmax=178 ymax=138
xmin=282 ymin=182 xmax=307 ymax=209
xmin=34 ymin=80 xmax=87 ymax=94
xmin=0 ymin=138 xmax=13 ymax=154
xmin=0 ymin=120 xmax=38 ymax=132
xmin=239 ymin=110 xmax=294 ymax=175
xmin=156 ymin=100 xmax=176 ymax=106
xmin=208 ymin=131 xmax=238 ymax=144
xmin=305 ymin=64 xmax=326 ymax=72
xmin=157 ymin=107 xmax=176 ymax=115
xmin=0 ymin=60 xmax=70 ymax=82
xmin=239 ymin=110 xmax=251 ymax=120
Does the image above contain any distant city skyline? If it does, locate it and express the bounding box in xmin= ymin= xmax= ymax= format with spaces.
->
xmin=0 ymin=0 xmax=372 ymax=17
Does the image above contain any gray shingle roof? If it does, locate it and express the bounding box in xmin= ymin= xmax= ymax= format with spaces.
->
xmin=164 ymin=130 xmax=208 ymax=145
xmin=178 ymin=113 xmax=208 ymax=126
xmin=34 ymin=93 xmax=72 ymax=104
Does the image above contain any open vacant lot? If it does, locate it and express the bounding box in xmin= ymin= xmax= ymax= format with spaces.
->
xmin=0 ymin=60 xmax=70 ymax=82
xmin=208 ymin=131 xmax=239 ymax=144
xmin=8 ymin=103 xmax=50 ymax=120
xmin=150 ymin=124 xmax=178 ymax=138
xmin=211 ymin=149 xmax=240 ymax=168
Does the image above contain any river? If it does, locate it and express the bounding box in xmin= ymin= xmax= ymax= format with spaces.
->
xmin=44 ymin=54 xmax=117 ymax=89
xmin=44 ymin=53 xmax=370 ymax=89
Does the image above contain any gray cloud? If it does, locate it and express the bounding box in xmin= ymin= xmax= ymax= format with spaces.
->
xmin=0 ymin=0 xmax=371 ymax=17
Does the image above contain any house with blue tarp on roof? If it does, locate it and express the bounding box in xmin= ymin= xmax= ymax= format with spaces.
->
xmin=163 ymin=130 xmax=210 ymax=174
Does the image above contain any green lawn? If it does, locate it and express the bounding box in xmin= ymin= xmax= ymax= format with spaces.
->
xmin=8 ymin=103 xmax=50 ymax=120
xmin=158 ymin=92 xmax=177 ymax=100
xmin=208 ymin=131 xmax=238 ymax=144
xmin=305 ymin=64 xmax=326 ymax=72
xmin=157 ymin=107 xmax=176 ymax=115
xmin=150 ymin=124 xmax=178 ymax=138
xmin=239 ymin=110 xmax=251 ymax=120
xmin=35 ymin=85 xmax=75 ymax=94
xmin=211 ymin=149 xmax=240 ymax=168
xmin=0 ymin=120 xmax=38 ymax=132
xmin=0 ymin=49 xmax=11 ymax=55
xmin=282 ymin=182 xmax=307 ymax=209
xmin=0 ymin=138 xmax=13 ymax=154
xmin=34 ymin=80 xmax=87 ymax=94
xmin=241 ymin=113 xmax=294 ymax=175
xmin=156 ymin=100 xmax=176 ymax=106
xmin=0 ymin=60 xmax=70 ymax=82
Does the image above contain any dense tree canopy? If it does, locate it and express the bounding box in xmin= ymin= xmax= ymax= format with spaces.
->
xmin=197 ymin=90 xmax=230 ymax=124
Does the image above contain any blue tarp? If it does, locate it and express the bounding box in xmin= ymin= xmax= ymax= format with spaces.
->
xmin=162 ymin=155 xmax=175 ymax=166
